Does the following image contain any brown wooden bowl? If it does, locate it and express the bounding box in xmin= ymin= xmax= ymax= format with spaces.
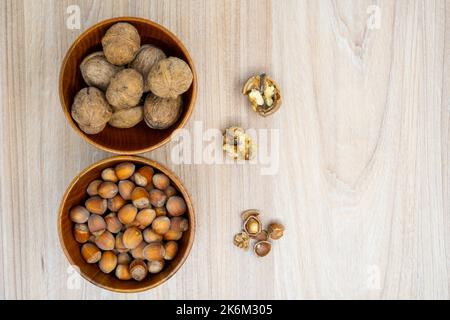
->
xmin=59 ymin=17 xmax=197 ymax=154
xmin=58 ymin=156 xmax=195 ymax=292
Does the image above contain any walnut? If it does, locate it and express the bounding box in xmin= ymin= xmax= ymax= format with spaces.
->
xmin=147 ymin=57 xmax=193 ymax=99
xmin=109 ymin=106 xmax=144 ymax=129
xmin=143 ymin=94 xmax=182 ymax=129
xmin=223 ymin=126 xmax=256 ymax=160
xmin=242 ymin=74 xmax=282 ymax=117
xmin=71 ymin=87 xmax=112 ymax=134
xmin=106 ymin=69 xmax=144 ymax=110
xmin=130 ymin=45 xmax=166 ymax=92
xmin=102 ymin=22 xmax=141 ymax=66
xmin=80 ymin=51 xmax=123 ymax=91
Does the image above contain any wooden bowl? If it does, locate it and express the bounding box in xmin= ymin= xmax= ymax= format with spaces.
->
xmin=59 ymin=17 xmax=197 ymax=154
xmin=58 ymin=156 xmax=195 ymax=292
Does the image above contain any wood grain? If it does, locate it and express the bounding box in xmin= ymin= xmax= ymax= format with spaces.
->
xmin=0 ymin=0 xmax=449 ymax=299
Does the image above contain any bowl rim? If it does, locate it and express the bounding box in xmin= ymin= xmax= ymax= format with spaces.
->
xmin=59 ymin=16 xmax=198 ymax=155
xmin=57 ymin=155 xmax=196 ymax=293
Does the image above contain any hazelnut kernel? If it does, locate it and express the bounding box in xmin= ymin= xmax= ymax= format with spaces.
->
xmin=268 ymin=223 xmax=285 ymax=240
xmin=85 ymin=196 xmax=107 ymax=215
xmin=115 ymin=162 xmax=135 ymax=180
xmin=94 ymin=230 xmax=115 ymax=251
xmin=87 ymin=214 xmax=106 ymax=236
xmin=152 ymin=173 xmax=170 ymax=190
xmin=97 ymin=181 xmax=119 ymax=199
xmin=136 ymin=208 xmax=156 ymax=228
xmin=170 ymin=217 xmax=189 ymax=232
xmin=69 ymin=206 xmax=90 ymax=223
xmin=244 ymin=216 xmax=262 ymax=237
xmin=149 ymin=189 xmax=167 ymax=208
xmin=86 ymin=179 xmax=102 ymax=196
xmin=118 ymin=204 xmax=138 ymax=224
xmin=105 ymin=213 xmax=123 ymax=234
xmin=151 ymin=216 xmax=171 ymax=235
xmin=117 ymin=252 xmax=132 ymax=265
xmin=163 ymin=241 xmax=178 ymax=260
xmin=107 ymin=195 xmax=126 ymax=212
xmin=98 ymin=251 xmax=117 ymax=274
xmin=143 ymin=242 xmax=165 ymax=261
xmin=166 ymin=196 xmax=187 ymax=217
xmin=101 ymin=168 xmax=118 ymax=183
xmin=118 ymin=180 xmax=135 ymax=200
xmin=131 ymin=187 xmax=150 ymax=209
xmin=81 ymin=243 xmax=101 ymax=263
xmin=115 ymin=264 xmax=132 ymax=280
xmin=143 ymin=228 xmax=163 ymax=243
xmin=74 ymin=223 xmax=90 ymax=243
xmin=147 ymin=260 xmax=165 ymax=273
xmin=133 ymin=166 xmax=154 ymax=187
xmin=130 ymin=259 xmax=148 ymax=281
xmin=122 ymin=227 xmax=143 ymax=249
xmin=163 ymin=230 xmax=183 ymax=241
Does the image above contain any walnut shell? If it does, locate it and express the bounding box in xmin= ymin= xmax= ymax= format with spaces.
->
xmin=109 ymin=106 xmax=144 ymax=129
xmin=147 ymin=57 xmax=193 ymax=99
xmin=71 ymin=87 xmax=112 ymax=133
xmin=102 ymin=22 xmax=141 ymax=66
xmin=143 ymin=94 xmax=182 ymax=129
xmin=106 ymin=69 xmax=144 ymax=110
xmin=130 ymin=45 xmax=166 ymax=92
xmin=80 ymin=51 xmax=123 ymax=91
xmin=242 ymin=74 xmax=282 ymax=117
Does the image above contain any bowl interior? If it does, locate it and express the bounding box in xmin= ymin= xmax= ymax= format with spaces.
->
xmin=60 ymin=17 xmax=196 ymax=154
xmin=58 ymin=156 xmax=195 ymax=292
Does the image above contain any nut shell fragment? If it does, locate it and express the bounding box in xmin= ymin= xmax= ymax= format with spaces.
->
xmin=254 ymin=240 xmax=271 ymax=257
xmin=243 ymin=74 xmax=282 ymax=117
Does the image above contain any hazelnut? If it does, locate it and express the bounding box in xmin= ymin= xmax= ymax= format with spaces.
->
xmin=131 ymin=187 xmax=150 ymax=209
xmin=109 ymin=106 xmax=144 ymax=128
xmin=143 ymin=94 xmax=182 ymax=129
xmin=118 ymin=204 xmax=138 ymax=224
xmin=69 ymin=206 xmax=90 ymax=223
xmin=85 ymin=196 xmax=107 ymax=215
xmin=118 ymin=180 xmax=135 ymax=200
xmin=149 ymin=189 xmax=167 ymax=208
xmin=115 ymin=264 xmax=132 ymax=280
xmin=243 ymin=215 xmax=262 ymax=237
xmin=243 ymin=74 xmax=282 ymax=117
xmin=102 ymin=22 xmax=140 ymax=66
xmin=87 ymin=214 xmax=106 ymax=236
xmin=130 ymin=259 xmax=148 ymax=281
xmin=101 ymin=168 xmax=119 ymax=183
xmin=143 ymin=242 xmax=165 ymax=261
xmin=253 ymin=241 xmax=271 ymax=257
xmin=148 ymin=57 xmax=193 ymax=98
xmin=71 ymin=87 xmax=112 ymax=134
xmin=155 ymin=206 xmax=167 ymax=217
xmin=268 ymin=223 xmax=284 ymax=240
xmin=143 ymin=228 xmax=163 ymax=243
xmin=114 ymin=162 xmax=136 ymax=180
xmin=165 ymin=186 xmax=177 ymax=198
xmin=115 ymin=232 xmax=129 ymax=253
xmin=166 ymin=196 xmax=187 ymax=217
xmin=81 ymin=243 xmax=101 ymax=263
xmin=80 ymin=51 xmax=123 ymax=91
xmin=255 ymin=230 xmax=269 ymax=241
xmin=136 ymin=208 xmax=156 ymax=228
xmin=117 ymin=252 xmax=132 ymax=265
xmin=73 ymin=223 xmax=90 ymax=244
xmin=106 ymin=69 xmax=143 ymax=110
xmin=170 ymin=217 xmax=189 ymax=232
xmin=233 ymin=231 xmax=250 ymax=249
xmin=151 ymin=216 xmax=171 ymax=235
xmin=163 ymin=230 xmax=183 ymax=241
xmin=86 ymin=179 xmax=102 ymax=196
xmin=130 ymin=44 xmax=166 ymax=92
xmin=98 ymin=251 xmax=117 ymax=274
xmin=147 ymin=260 xmax=165 ymax=274
xmin=97 ymin=181 xmax=119 ymax=199
xmin=223 ymin=126 xmax=256 ymax=161
xmin=105 ymin=213 xmax=123 ymax=234
xmin=164 ymin=241 xmax=178 ymax=260
xmin=122 ymin=227 xmax=143 ymax=249
xmin=130 ymin=241 xmax=147 ymax=259
xmin=152 ymin=173 xmax=170 ymax=190
xmin=95 ymin=230 xmax=115 ymax=251
xmin=107 ymin=195 xmax=126 ymax=212
xmin=133 ymin=166 xmax=154 ymax=187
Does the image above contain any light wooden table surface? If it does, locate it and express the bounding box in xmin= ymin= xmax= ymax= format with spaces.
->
xmin=0 ymin=0 xmax=449 ymax=300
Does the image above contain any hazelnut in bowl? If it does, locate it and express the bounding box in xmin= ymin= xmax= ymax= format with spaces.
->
xmin=59 ymin=17 xmax=197 ymax=154
xmin=58 ymin=156 xmax=195 ymax=292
